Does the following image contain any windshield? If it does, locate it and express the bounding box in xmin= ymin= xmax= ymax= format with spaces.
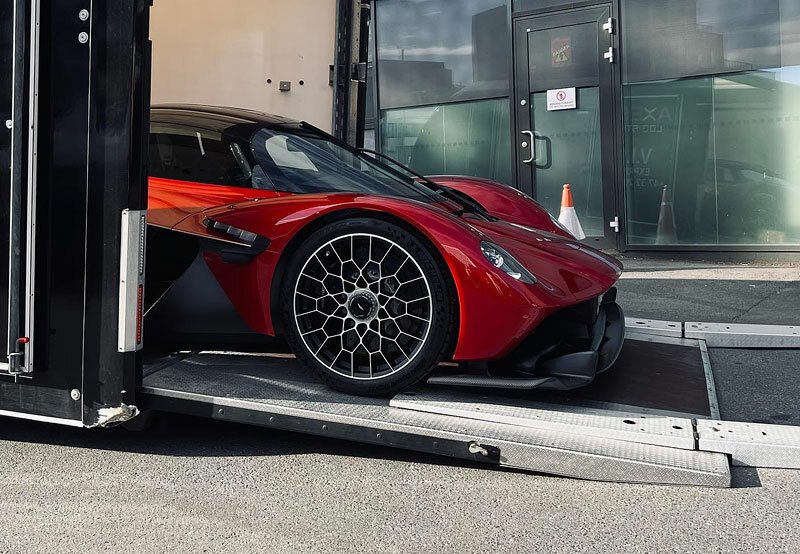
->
xmin=250 ymin=125 xmax=444 ymax=205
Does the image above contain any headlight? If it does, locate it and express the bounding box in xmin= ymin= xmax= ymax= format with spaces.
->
xmin=480 ymin=242 xmax=537 ymax=284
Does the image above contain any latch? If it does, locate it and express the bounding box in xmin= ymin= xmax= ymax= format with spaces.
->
xmin=468 ymin=441 xmax=501 ymax=462
xmin=603 ymin=47 xmax=615 ymax=64
xmin=7 ymin=337 xmax=30 ymax=375
xmin=602 ymin=17 xmax=615 ymax=35
xmin=609 ymin=217 xmax=620 ymax=233
xmin=8 ymin=352 xmax=24 ymax=375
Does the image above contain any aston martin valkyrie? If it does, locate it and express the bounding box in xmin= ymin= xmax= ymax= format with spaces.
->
xmin=145 ymin=105 xmax=624 ymax=396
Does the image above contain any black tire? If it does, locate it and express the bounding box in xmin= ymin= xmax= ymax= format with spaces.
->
xmin=281 ymin=217 xmax=457 ymax=396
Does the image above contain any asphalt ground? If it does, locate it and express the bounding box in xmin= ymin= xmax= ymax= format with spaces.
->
xmin=615 ymin=256 xmax=800 ymax=325
xmin=1 ymin=258 xmax=799 ymax=553
xmin=1 ymin=406 xmax=798 ymax=553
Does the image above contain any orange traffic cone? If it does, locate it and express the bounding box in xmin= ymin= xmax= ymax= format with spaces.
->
xmin=558 ymin=184 xmax=586 ymax=240
xmin=655 ymin=185 xmax=677 ymax=244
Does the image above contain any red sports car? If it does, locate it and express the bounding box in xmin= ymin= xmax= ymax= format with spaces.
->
xmin=145 ymin=105 xmax=624 ymax=396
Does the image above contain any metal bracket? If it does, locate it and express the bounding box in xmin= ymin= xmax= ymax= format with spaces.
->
xmin=603 ymin=47 xmax=615 ymax=64
xmin=609 ymin=216 xmax=620 ymax=233
xmin=352 ymin=61 xmax=368 ymax=83
xmin=521 ymin=130 xmax=535 ymax=164
xmin=7 ymin=351 xmax=25 ymax=376
xmin=602 ymin=17 xmax=615 ymax=35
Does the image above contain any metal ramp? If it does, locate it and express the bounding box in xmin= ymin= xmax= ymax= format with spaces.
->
xmin=140 ymin=339 xmax=731 ymax=487
xmin=139 ymin=325 xmax=800 ymax=487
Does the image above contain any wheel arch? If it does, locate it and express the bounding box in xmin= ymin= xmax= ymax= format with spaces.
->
xmin=269 ymin=207 xmax=460 ymax=348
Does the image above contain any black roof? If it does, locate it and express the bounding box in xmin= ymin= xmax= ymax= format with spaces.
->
xmin=151 ymin=104 xmax=299 ymax=131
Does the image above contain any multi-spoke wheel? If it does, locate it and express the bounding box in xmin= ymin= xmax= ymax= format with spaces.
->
xmin=282 ymin=218 xmax=457 ymax=396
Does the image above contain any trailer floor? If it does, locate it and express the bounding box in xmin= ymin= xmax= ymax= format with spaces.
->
xmin=510 ymin=335 xmax=715 ymax=417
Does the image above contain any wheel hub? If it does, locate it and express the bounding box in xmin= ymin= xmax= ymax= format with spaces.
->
xmin=347 ymin=290 xmax=379 ymax=321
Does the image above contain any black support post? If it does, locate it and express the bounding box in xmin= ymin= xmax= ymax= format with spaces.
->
xmin=333 ymin=0 xmax=371 ymax=147
xmin=80 ymin=0 xmax=151 ymax=424
xmin=0 ymin=0 xmax=149 ymax=424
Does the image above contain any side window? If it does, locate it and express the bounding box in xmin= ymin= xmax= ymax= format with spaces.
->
xmin=149 ymin=125 xmax=252 ymax=187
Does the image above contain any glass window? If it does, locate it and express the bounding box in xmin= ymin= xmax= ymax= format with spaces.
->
xmin=622 ymin=1 xmax=800 ymax=246
xmin=531 ymin=88 xmax=604 ymax=237
xmin=623 ymin=0 xmax=800 ymax=83
xmin=149 ymin=126 xmax=253 ymax=187
xmin=529 ymin=21 xmax=600 ymax=91
xmin=513 ymin=0 xmax=587 ymax=11
xmin=250 ymin=127 xmax=441 ymax=204
xmin=380 ymin=98 xmax=512 ymax=186
xmin=624 ymin=70 xmax=800 ymax=245
xmin=375 ymin=0 xmax=510 ymax=108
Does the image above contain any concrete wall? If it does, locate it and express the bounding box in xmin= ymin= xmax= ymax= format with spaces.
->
xmin=150 ymin=0 xmax=337 ymax=131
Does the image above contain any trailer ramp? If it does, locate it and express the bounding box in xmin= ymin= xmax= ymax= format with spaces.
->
xmin=141 ymin=339 xmax=730 ymax=487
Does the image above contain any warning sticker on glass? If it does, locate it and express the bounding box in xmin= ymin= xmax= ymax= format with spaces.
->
xmin=546 ymin=88 xmax=577 ymax=111
xmin=551 ymin=36 xmax=572 ymax=66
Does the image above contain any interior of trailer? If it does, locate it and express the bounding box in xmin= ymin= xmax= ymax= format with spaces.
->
xmin=138 ymin=1 xmax=712 ymax=412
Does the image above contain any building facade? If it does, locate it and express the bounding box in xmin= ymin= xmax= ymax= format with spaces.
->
xmin=366 ymin=0 xmax=800 ymax=252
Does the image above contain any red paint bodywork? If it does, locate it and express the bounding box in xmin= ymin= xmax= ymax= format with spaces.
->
xmin=148 ymin=175 xmax=622 ymax=361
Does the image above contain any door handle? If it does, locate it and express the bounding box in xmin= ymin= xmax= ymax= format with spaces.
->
xmin=523 ymin=131 xmax=549 ymax=166
xmin=521 ymin=130 xmax=535 ymax=164
xmin=534 ymin=132 xmax=552 ymax=170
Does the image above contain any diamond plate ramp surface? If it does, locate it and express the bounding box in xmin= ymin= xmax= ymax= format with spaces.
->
xmin=686 ymin=322 xmax=800 ymax=348
xmin=697 ymin=420 xmax=800 ymax=469
xmin=142 ymin=353 xmax=730 ymax=487
xmin=390 ymin=391 xmax=696 ymax=449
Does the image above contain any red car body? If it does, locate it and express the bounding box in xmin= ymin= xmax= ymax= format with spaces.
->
xmin=148 ymin=175 xmax=621 ymax=362
xmin=145 ymin=105 xmax=624 ymax=394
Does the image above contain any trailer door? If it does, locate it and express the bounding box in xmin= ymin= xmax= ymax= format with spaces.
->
xmin=0 ymin=0 xmax=21 ymax=377
xmin=0 ymin=0 xmax=149 ymax=427
xmin=0 ymin=0 xmax=44 ymax=420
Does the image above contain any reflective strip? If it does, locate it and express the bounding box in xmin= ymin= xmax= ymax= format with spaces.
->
xmin=118 ymin=209 xmax=146 ymax=352
xmin=0 ymin=409 xmax=83 ymax=427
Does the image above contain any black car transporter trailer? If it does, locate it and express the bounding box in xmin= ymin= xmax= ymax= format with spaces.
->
xmin=1 ymin=0 xmax=799 ymax=488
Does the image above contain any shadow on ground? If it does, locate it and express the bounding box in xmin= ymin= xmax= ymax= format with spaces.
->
xmin=0 ymin=411 xmax=492 ymax=469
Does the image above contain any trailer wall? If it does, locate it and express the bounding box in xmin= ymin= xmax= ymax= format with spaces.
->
xmin=150 ymin=0 xmax=337 ymax=132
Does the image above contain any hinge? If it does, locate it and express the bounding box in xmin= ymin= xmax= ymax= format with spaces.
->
xmin=603 ymin=47 xmax=615 ymax=64
xmin=609 ymin=217 xmax=620 ymax=233
xmin=602 ymin=17 xmax=615 ymax=35
xmin=352 ymin=62 xmax=368 ymax=83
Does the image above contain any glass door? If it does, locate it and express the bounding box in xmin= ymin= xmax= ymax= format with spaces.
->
xmin=514 ymin=6 xmax=617 ymax=246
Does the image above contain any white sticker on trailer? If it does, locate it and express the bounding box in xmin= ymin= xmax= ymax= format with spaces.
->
xmin=547 ymin=88 xmax=577 ymax=111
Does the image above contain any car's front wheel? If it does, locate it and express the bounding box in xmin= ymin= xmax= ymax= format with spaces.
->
xmin=281 ymin=217 xmax=457 ymax=396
